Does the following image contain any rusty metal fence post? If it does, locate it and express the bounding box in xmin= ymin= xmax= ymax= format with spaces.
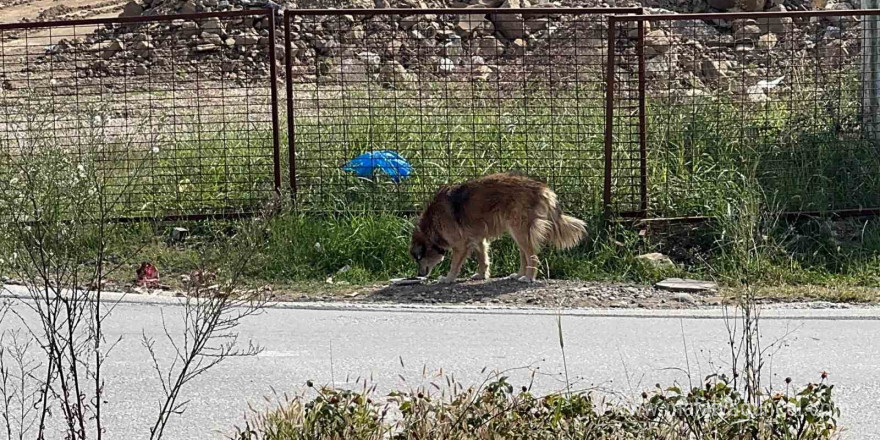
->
xmin=284 ymin=10 xmax=297 ymax=202
xmin=603 ymin=15 xmax=617 ymax=218
xmin=636 ymin=18 xmax=648 ymax=215
xmin=602 ymin=12 xmax=648 ymax=219
xmin=864 ymin=0 xmax=880 ymax=140
xmin=269 ymin=11 xmax=283 ymax=195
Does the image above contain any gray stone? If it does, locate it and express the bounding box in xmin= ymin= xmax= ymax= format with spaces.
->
xmin=757 ymin=33 xmax=777 ymax=50
xmin=644 ymin=30 xmax=671 ymax=57
xmin=708 ymin=0 xmax=735 ymax=9
xmin=490 ymin=0 xmax=527 ymax=40
xmin=737 ymin=0 xmax=766 ymax=11
xmin=400 ymin=15 xmax=422 ymax=30
xmin=701 ymin=58 xmax=729 ymax=79
xmin=333 ymin=58 xmax=368 ymax=81
xmin=201 ymin=32 xmax=224 ymax=46
xmin=344 ymin=26 xmax=365 ymax=41
xmin=179 ymin=1 xmax=197 ymax=14
xmin=655 ymin=278 xmax=719 ymax=293
xmin=734 ymin=24 xmax=762 ymax=42
xmin=99 ymin=40 xmax=124 ymax=60
xmin=379 ymin=61 xmax=413 ymax=84
xmin=315 ymin=38 xmax=339 ymax=56
xmin=671 ymin=292 xmax=697 ymax=304
xmin=471 ymin=0 xmax=504 ymax=5
xmin=637 ymin=252 xmax=675 ymax=270
xmin=472 ymin=64 xmax=494 ymax=80
xmin=457 ymin=14 xmax=491 ymax=34
xmin=201 ymin=17 xmax=223 ymax=35
xmin=757 ymin=13 xmax=794 ymax=35
xmin=132 ymin=40 xmax=153 ymax=58
xmin=235 ymin=34 xmax=260 ymax=48
xmin=508 ymin=38 xmax=527 ymax=56
xmin=476 ymin=36 xmax=504 ymax=58
xmin=357 ymin=51 xmax=382 ymax=70
xmin=194 ymin=43 xmax=218 ymax=52
xmin=121 ymin=1 xmax=145 ymax=17
xmin=179 ymin=21 xmax=199 ymax=38
xmin=171 ymin=227 xmax=189 ymax=242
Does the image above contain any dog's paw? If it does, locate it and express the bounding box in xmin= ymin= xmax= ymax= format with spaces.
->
xmin=516 ymin=275 xmax=536 ymax=283
xmin=438 ymin=276 xmax=457 ymax=284
xmin=470 ymin=273 xmax=489 ymax=281
xmin=507 ymin=273 xmax=522 ymax=280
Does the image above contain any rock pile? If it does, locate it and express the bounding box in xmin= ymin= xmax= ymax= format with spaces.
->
xmin=32 ymin=0 xmax=864 ymax=94
xmin=631 ymin=2 xmax=861 ymax=98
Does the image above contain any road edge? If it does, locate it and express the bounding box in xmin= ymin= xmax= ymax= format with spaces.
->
xmin=4 ymin=284 xmax=880 ymax=320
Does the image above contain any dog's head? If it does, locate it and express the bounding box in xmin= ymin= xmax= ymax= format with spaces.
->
xmin=410 ymin=228 xmax=446 ymax=277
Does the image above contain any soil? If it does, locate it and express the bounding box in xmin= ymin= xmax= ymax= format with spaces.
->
xmin=0 ymin=0 xmax=124 ymax=24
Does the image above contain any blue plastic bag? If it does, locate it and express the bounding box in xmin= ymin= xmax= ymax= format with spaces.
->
xmin=342 ymin=150 xmax=412 ymax=183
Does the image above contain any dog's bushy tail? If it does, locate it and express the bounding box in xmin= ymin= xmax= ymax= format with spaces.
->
xmin=541 ymin=188 xmax=587 ymax=250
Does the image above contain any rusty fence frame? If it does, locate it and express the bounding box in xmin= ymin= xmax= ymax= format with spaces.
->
xmin=284 ymin=7 xmax=641 ymax=215
xmin=608 ymin=9 xmax=880 ymax=220
xmin=0 ymin=9 xmax=282 ymax=222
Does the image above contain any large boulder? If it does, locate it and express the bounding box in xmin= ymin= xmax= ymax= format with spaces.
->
xmin=120 ymin=0 xmax=145 ymax=17
xmin=737 ymin=0 xmax=766 ymax=11
xmin=644 ymin=30 xmax=671 ymax=58
xmin=708 ymin=0 xmax=736 ymax=9
xmin=490 ymin=0 xmax=530 ymax=40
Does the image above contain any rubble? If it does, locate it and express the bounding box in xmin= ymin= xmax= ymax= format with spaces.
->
xmin=26 ymin=0 xmax=861 ymax=95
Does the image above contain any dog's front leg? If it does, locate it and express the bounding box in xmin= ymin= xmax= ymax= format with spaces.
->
xmin=440 ymin=245 xmax=469 ymax=283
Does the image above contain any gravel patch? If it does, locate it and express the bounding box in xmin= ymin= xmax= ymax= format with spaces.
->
xmin=281 ymin=278 xmax=725 ymax=309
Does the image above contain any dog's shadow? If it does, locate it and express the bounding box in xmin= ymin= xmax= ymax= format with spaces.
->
xmin=368 ymin=277 xmax=544 ymax=304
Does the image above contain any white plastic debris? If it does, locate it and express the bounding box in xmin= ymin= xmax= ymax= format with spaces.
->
xmin=390 ymin=277 xmax=427 ymax=286
xmin=746 ymin=76 xmax=784 ymax=103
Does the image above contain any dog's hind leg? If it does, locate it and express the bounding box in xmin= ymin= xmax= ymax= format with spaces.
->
xmin=440 ymin=244 xmax=470 ymax=284
xmin=470 ymin=239 xmax=490 ymax=280
xmin=506 ymin=246 xmax=527 ymax=279
xmin=509 ymin=230 xmax=538 ymax=283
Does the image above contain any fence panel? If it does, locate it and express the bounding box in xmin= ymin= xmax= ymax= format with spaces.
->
xmin=606 ymin=15 xmax=647 ymax=217
xmin=285 ymin=7 xmax=639 ymax=217
xmin=0 ymin=10 xmax=281 ymax=221
xmin=613 ymin=10 xmax=880 ymax=218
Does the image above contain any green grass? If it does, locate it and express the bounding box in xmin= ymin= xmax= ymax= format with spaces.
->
xmin=289 ymin=84 xmax=609 ymax=214
xmin=255 ymin=213 xmax=663 ymax=284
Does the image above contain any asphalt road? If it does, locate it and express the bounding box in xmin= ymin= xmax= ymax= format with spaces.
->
xmin=1 ymin=291 xmax=878 ymax=439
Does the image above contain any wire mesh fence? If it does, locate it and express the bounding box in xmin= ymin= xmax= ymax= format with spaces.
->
xmin=285 ymin=7 xmax=640 ymax=216
xmin=5 ymin=7 xmax=880 ymax=222
xmin=612 ymin=10 xmax=880 ymax=218
xmin=0 ymin=10 xmax=280 ymax=221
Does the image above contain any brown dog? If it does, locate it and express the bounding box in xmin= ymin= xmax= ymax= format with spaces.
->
xmin=409 ymin=173 xmax=587 ymax=283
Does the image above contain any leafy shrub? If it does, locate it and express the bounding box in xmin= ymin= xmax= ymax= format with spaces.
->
xmin=233 ymin=374 xmax=837 ymax=440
